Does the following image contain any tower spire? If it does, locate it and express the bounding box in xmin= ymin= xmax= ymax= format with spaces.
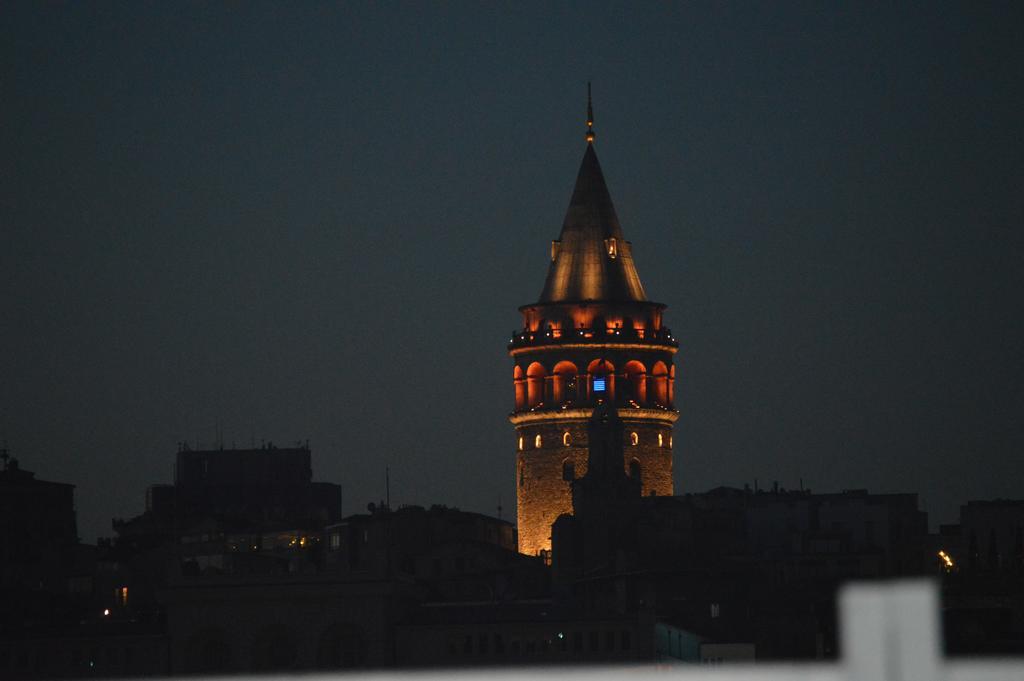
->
xmin=585 ymin=82 xmax=595 ymax=143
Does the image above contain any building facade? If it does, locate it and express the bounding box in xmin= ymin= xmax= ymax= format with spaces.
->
xmin=509 ymin=103 xmax=678 ymax=556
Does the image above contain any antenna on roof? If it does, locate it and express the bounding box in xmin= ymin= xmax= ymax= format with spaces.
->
xmin=585 ymin=81 xmax=595 ymax=143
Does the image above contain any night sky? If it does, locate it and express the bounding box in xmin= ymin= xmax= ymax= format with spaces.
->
xmin=3 ymin=3 xmax=1022 ymax=542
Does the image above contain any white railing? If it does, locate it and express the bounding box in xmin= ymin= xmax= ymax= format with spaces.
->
xmin=191 ymin=581 xmax=1020 ymax=681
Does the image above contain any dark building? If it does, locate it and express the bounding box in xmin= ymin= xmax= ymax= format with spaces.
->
xmin=127 ymin=443 xmax=341 ymax=538
xmin=551 ymin=406 xmax=932 ymax=660
xmin=161 ymin=503 xmax=546 ymax=673
xmin=932 ymin=499 xmax=1024 ymax=654
xmin=0 ymin=451 xmax=79 ymax=596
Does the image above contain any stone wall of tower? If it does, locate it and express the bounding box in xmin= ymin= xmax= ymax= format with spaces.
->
xmin=513 ymin=416 xmax=674 ymax=557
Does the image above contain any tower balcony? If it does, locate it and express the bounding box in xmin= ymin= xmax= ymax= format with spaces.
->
xmin=509 ymin=403 xmax=679 ymax=424
xmin=508 ymin=325 xmax=678 ymax=351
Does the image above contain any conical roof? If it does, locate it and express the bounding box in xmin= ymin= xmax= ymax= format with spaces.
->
xmin=537 ymin=144 xmax=647 ymax=303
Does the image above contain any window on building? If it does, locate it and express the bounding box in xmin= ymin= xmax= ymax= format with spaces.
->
xmin=534 ymin=434 xmax=542 ymax=449
xmin=605 ymin=237 xmax=618 ymax=258
xmin=630 ymin=432 xmax=639 ymax=446
xmin=563 ymin=431 xmax=571 ymax=447
xmin=710 ymin=603 xmax=721 ymax=618
xmin=658 ymin=433 xmax=664 ymax=447
xmin=518 ymin=436 xmax=524 ymax=451
xmin=329 ymin=533 xmax=341 ymax=550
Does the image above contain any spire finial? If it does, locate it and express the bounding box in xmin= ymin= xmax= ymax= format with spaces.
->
xmin=585 ymin=81 xmax=595 ymax=143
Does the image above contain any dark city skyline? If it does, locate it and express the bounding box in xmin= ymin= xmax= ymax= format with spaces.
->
xmin=3 ymin=2 xmax=1023 ymax=543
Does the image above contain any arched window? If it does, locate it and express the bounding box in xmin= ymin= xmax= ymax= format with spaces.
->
xmin=651 ymin=361 xmax=669 ymax=406
xmin=518 ymin=436 xmax=524 ymax=451
xmin=513 ymin=366 xmax=526 ymax=411
xmin=630 ymin=432 xmax=639 ymax=446
xmin=526 ymin=362 xmax=546 ymax=408
xmin=586 ymin=359 xmax=615 ymax=401
xmin=629 ymin=459 xmax=642 ymax=480
xmin=552 ymin=361 xmax=579 ymax=405
xmin=534 ymin=434 xmax=542 ymax=449
xmin=562 ymin=431 xmax=571 ymax=447
xmin=658 ymin=432 xmax=664 ymax=447
xmin=562 ymin=460 xmax=575 ymax=481
xmin=623 ymin=360 xmax=647 ymax=405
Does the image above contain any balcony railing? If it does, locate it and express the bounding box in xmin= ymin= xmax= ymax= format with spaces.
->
xmin=509 ymin=326 xmax=678 ymax=350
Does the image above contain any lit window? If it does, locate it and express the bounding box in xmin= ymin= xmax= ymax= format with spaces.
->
xmin=119 ymin=587 xmax=128 ymax=606
xmin=329 ymin=533 xmax=341 ymax=550
xmin=518 ymin=436 xmax=524 ymax=451
xmin=605 ymin=237 xmax=618 ymax=259
xmin=534 ymin=434 xmax=542 ymax=449
xmin=630 ymin=432 xmax=639 ymax=446
xmin=562 ymin=431 xmax=571 ymax=447
xmin=669 ymin=436 xmax=673 ymax=448
xmin=658 ymin=433 xmax=663 ymax=447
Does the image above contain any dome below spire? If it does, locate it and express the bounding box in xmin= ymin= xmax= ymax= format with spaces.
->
xmin=537 ymin=144 xmax=647 ymax=303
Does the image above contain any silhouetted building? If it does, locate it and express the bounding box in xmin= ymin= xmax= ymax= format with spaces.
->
xmin=933 ymin=499 xmax=1024 ymax=654
xmin=550 ymin=410 xmax=932 ymax=660
xmin=161 ymin=503 xmax=545 ymax=673
xmin=122 ymin=443 xmax=340 ymax=539
xmin=0 ymin=451 xmax=78 ymax=595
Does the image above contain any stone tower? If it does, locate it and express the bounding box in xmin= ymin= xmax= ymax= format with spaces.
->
xmin=509 ymin=92 xmax=678 ymax=556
